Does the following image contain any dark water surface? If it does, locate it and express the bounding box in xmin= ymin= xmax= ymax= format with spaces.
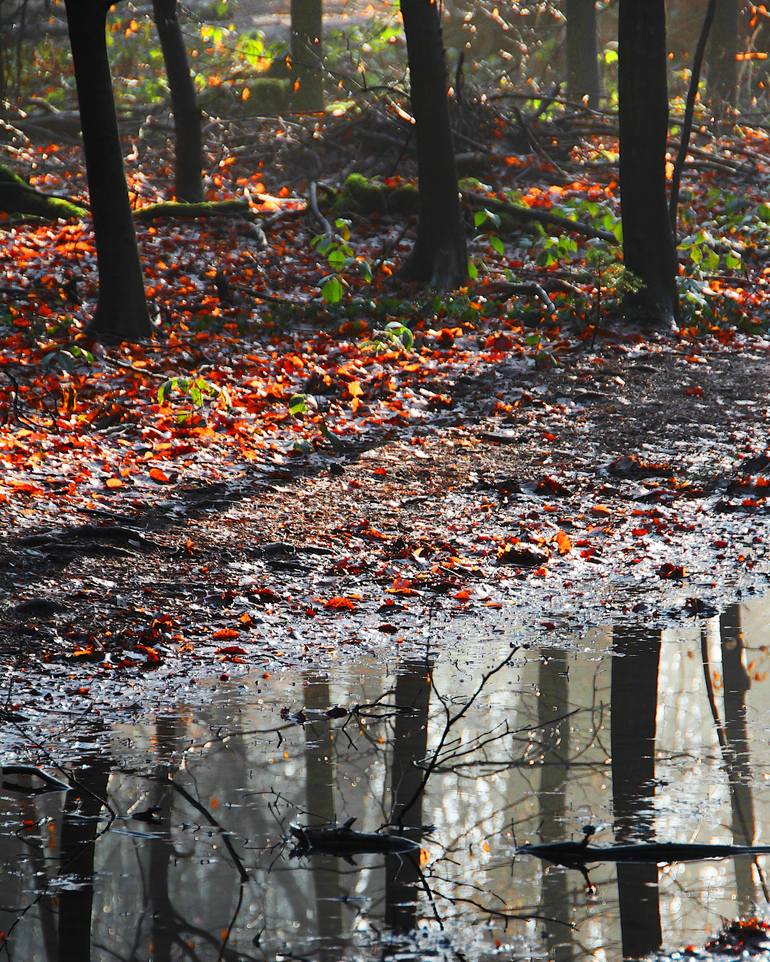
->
xmin=2 ymin=597 xmax=770 ymax=961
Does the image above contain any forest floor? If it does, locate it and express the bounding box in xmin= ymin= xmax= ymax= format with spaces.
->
xmin=1 ymin=309 xmax=768 ymax=718
xmin=2 ymin=99 xmax=770 ymax=715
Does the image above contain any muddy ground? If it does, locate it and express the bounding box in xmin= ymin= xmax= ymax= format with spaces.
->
xmin=1 ymin=327 xmax=768 ymax=715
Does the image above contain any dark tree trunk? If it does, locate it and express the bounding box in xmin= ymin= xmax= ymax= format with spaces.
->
xmin=386 ymin=661 xmax=431 ymax=933
xmin=303 ymin=675 xmax=344 ymax=957
xmin=611 ymin=628 xmax=662 ymax=960
xmin=708 ymin=0 xmax=738 ymax=107
xmin=720 ymin=607 xmax=758 ymax=913
xmin=400 ymin=0 xmax=467 ymax=290
xmin=58 ymin=757 xmax=110 ymax=962
xmin=290 ymin=0 xmax=324 ymax=112
xmin=565 ymin=0 xmax=601 ymax=104
xmin=152 ymin=0 xmax=204 ymax=202
xmin=618 ymin=0 xmax=678 ymax=326
xmin=64 ymin=0 xmax=151 ymax=342
xmin=537 ymin=650 xmax=574 ymax=962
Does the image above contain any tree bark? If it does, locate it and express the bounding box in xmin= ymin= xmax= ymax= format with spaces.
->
xmin=611 ymin=628 xmax=663 ymax=960
xmin=290 ymin=0 xmax=324 ymax=112
xmin=708 ymin=0 xmax=738 ymax=108
xmin=64 ymin=0 xmax=151 ymax=342
xmin=386 ymin=660 xmax=431 ymax=933
xmin=152 ymin=0 xmax=204 ymax=202
xmin=58 ymin=757 xmax=110 ymax=962
xmin=565 ymin=0 xmax=601 ymax=105
xmin=399 ymin=0 xmax=467 ymax=289
xmin=618 ymin=0 xmax=678 ymax=326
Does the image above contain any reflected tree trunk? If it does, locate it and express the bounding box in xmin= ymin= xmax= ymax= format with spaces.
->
xmin=611 ymin=628 xmax=662 ymax=960
xmin=537 ymin=650 xmax=574 ymax=961
xmin=720 ymin=605 xmax=757 ymax=912
xmin=148 ymin=715 xmax=179 ymax=962
xmin=386 ymin=660 xmax=432 ymax=934
xmin=18 ymin=795 xmax=58 ymax=962
xmin=57 ymin=754 xmax=110 ymax=962
xmin=303 ymin=675 xmax=344 ymax=960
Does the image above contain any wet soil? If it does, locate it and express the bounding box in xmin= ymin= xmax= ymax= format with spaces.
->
xmin=1 ymin=332 xmax=768 ymax=713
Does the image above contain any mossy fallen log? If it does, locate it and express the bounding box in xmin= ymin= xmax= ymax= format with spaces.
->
xmin=331 ymin=173 xmax=419 ymax=216
xmin=200 ymin=77 xmax=290 ymax=117
xmin=0 ymin=164 xmax=87 ymax=220
xmin=330 ymin=173 xmax=617 ymax=243
xmin=133 ymin=198 xmax=251 ymax=221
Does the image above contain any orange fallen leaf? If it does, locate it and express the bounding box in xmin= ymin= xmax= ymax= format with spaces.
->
xmin=554 ymin=530 xmax=572 ymax=555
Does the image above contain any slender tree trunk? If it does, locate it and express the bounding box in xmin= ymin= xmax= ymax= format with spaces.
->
xmin=386 ymin=661 xmax=431 ymax=933
xmin=708 ymin=0 xmax=738 ymax=107
xmin=618 ymin=0 xmax=678 ymax=326
xmin=565 ymin=0 xmax=601 ymax=104
xmin=152 ymin=0 xmax=204 ymax=202
xmin=537 ymin=650 xmax=574 ymax=962
xmin=720 ymin=607 xmax=758 ymax=914
xmin=400 ymin=0 xmax=467 ymax=290
xmin=303 ymin=675 xmax=343 ymax=959
xmin=64 ymin=0 xmax=150 ymax=342
xmin=611 ymin=628 xmax=662 ymax=960
xmin=290 ymin=0 xmax=324 ymax=112
xmin=58 ymin=757 xmax=110 ymax=962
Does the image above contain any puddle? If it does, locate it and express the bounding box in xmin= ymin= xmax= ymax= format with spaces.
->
xmin=2 ymin=596 xmax=770 ymax=961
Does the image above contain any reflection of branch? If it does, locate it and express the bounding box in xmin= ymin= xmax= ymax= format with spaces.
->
xmin=423 ymin=708 xmax=582 ymax=772
xmin=170 ymin=781 xmax=249 ymax=882
xmin=392 ymin=647 xmax=520 ymax=828
xmin=434 ymin=892 xmax=576 ymax=929
xmin=217 ymin=882 xmax=245 ymax=962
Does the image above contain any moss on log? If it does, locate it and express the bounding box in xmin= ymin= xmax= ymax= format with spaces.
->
xmin=133 ymin=198 xmax=251 ymax=221
xmin=328 ymin=173 xmax=617 ymax=244
xmin=332 ymin=173 xmax=419 ymax=216
xmin=200 ymin=77 xmax=290 ymax=117
xmin=0 ymin=164 xmax=87 ymax=220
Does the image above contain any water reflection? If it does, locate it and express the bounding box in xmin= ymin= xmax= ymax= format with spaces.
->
xmin=1 ymin=596 xmax=770 ymax=961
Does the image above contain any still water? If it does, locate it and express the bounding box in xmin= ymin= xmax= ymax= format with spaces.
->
xmin=2 ymin=597 xmax=770 ymax=961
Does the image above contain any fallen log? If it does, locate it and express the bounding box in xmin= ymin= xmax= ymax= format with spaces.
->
xmin=133 ymin=198 xmax=251 ymax=221
xmin=289 ymin=817 xmax=421 ymax=864
xmin=0 ymin=164 xmax=87 ymax=220
xmin=463 ymin=189 xmax=618 ymax=244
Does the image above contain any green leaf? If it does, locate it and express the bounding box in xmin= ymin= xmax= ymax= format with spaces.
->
xmin=468 ymin=259 xmax=479 ymax=281
xmin=158 ymin=378 xmax=177 ymax=405
xmin=385 ymin=321 xmax=414 ymax=350
xmin=289 ymin=393 xmax=308 ymax=416
xmin=490 ymin=235 xmax=505 ymax=255
xmin=321 ymin=275 xmax=345 ymax=304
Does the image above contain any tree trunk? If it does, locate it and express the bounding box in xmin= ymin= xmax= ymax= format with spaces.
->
xmin=565 ymin=0 xmax=601 ymax=105
xmin=708 ymin=0 xmax=738 ymax=108
xmin=64 ymin=0 xmax=150 ymax=342
xmin=618 ymin=0 xmax=678 ymax=326
xmin=399 ymin=0 xmax=467 ymax=289
xmin=611 ymin=628 xmax=663 ymax=960
xmin=152 ymin=0 xmax=204 ymax=202
xmin=290 ymin=0 xmax=324 ymax=112
xmin=386 ymin=660 xmax=431 ymax=933
xmin=58 ymin=757 xmax=110 ymax=962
